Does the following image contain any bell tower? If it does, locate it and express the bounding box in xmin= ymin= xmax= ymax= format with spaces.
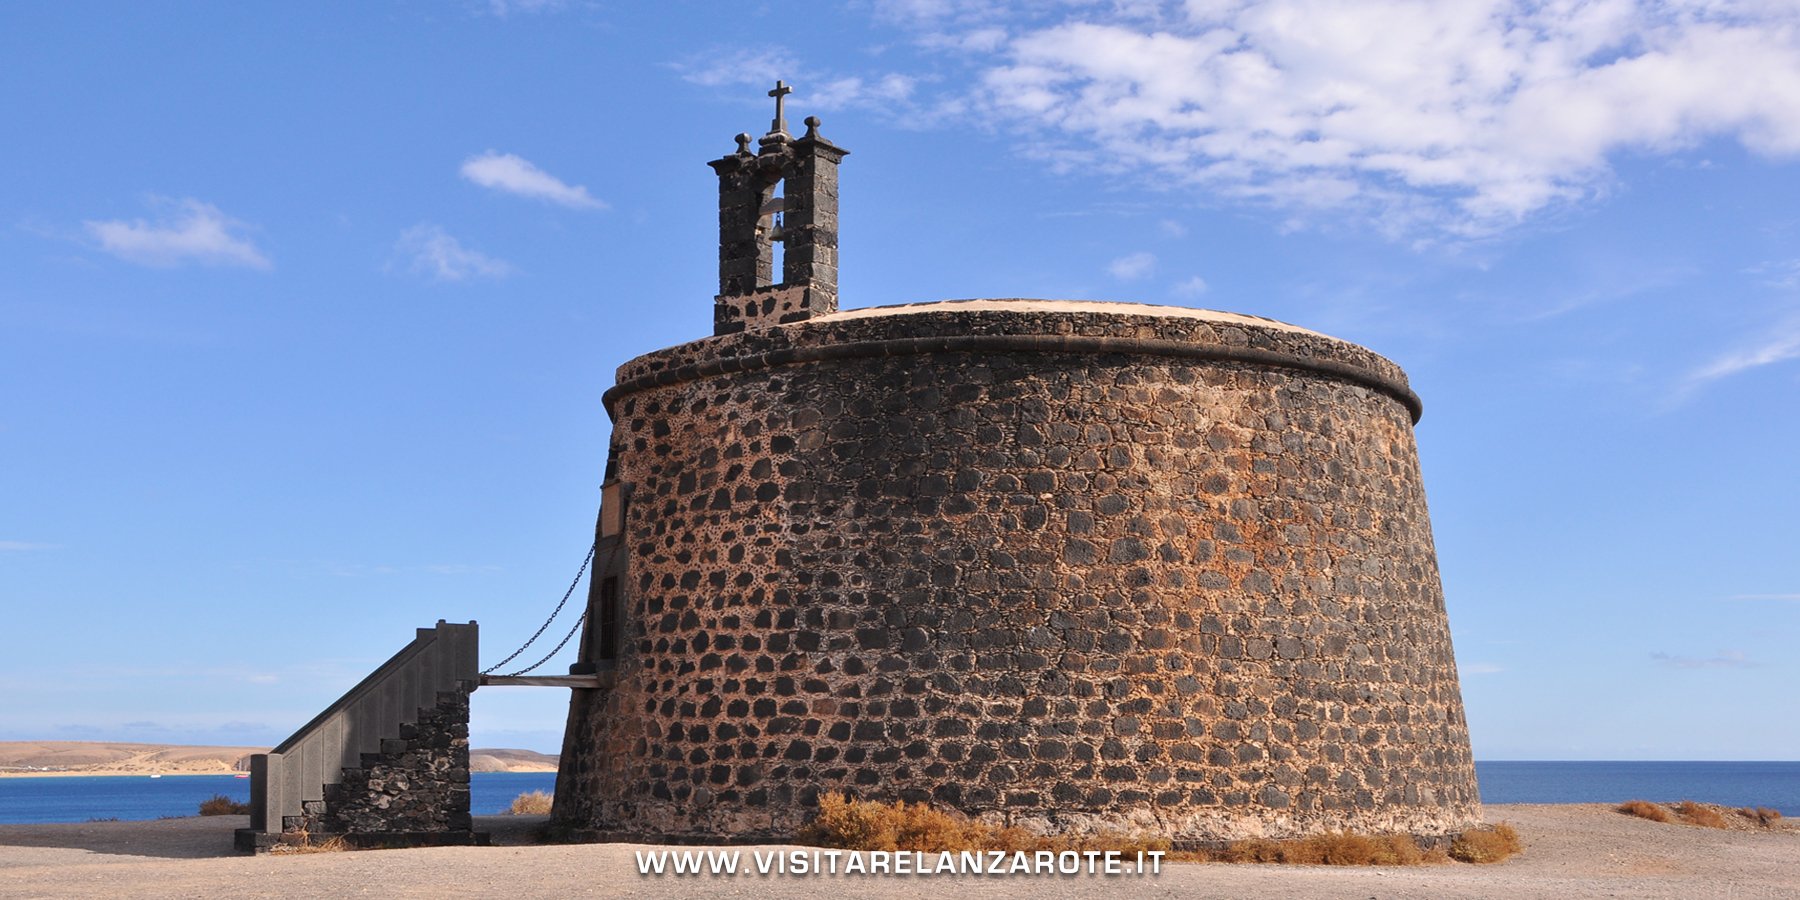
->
xmin=707 ymin=81 xmax=848 ymax=335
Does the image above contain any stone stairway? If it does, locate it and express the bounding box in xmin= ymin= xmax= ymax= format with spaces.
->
xmin=235 ymin=621 xmax=486 ymax=853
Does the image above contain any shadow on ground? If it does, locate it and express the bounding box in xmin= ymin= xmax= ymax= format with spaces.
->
xmin=0 ymin=815 xmax=550 ymax=860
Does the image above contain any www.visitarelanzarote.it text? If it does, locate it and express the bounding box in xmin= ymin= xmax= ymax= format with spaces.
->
xmin=635 ymin=848 xmax=1167 ymax=877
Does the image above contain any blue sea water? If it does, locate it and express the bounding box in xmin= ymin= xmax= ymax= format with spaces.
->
xmin=0 ymin=763 xmax=1793 ymax=825
xmin=471 ymin=771 xmax=559 ymax=815
xmin=0 ymin=772 xmax=560 ymax=825
xmin=1475 ymin=760 xmax=1799 ymax=816
xmin=0 ymin=775 xmax=255 ymax=825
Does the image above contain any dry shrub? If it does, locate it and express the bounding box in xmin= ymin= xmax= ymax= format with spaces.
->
xmin=1617 ymin=800 xmax=1672 ymax=823
xmin=197 ymin=794 xmax=251 ymax=816
xmin=1210 ymin=838 xmax=1286 ymax=864
xmin=804 ymin=795 xmax=1475 ymax=867
xmin=1738 ymin=807 xmax=1783 ymax=828
xmin=1448 ymin=824 xmax=1522 ymax=864
xmin=1674 ymin=801 xmax=1728 ymax=829
xmin=801 ymin=794 xmax=1168 ymax=855
xmin=1061 ymin=830 xmax=1173 ymax=857
xmin=1205 ymin=831 xmax=1433 ymax=866
xmin=1322 ymin=832 xmax=1429 ymax=866
xmin=508 ymin=789 xmax=554 ymax=815
xmin=802 ymin=792 xmax=997 ymax=852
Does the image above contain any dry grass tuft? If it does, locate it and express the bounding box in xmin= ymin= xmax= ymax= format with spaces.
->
xmin=1448 ymin=824 xmax=1523 ymax=864
xmin=197 ymin=794 xmax=251 ymax=816
xmin=1617 ymin=800 xmax=1673 ymax=823
xmin=801 ymin=793 xmax=1167 ymax=855
xmin=1619 ymin=799 xmax=1785 ymax=830
xmin=1203 ymin=831 xmax=1440 ymax=865
xmin=507 ymin=789 xmax=554 ymax=816
xmin=1674 ymin=801 xmax=1728 ymax=829
xmin=268 ymin=830 xmax=349 ymax=854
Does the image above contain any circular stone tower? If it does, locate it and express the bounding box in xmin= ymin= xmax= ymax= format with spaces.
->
xmin=552 ymin=106 xmax=1480 ymax=845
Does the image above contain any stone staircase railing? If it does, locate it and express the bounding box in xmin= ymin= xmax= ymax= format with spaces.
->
xmin=237 ymin=621 xmax=478 ymax=850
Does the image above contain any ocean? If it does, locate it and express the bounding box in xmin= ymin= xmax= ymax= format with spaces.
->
xmin=1474 ymin=760 xmax=1799 ymax=815
xmin=0 ymin=763 xmax=1793 ymax=826
xmin=0 ymin=771 xmax=559 ymax=826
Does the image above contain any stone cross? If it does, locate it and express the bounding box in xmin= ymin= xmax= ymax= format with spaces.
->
xmin=768 ymin=80 xmax=792 ymax=135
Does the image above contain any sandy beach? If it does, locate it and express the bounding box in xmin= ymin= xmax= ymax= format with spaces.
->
xmin=0 ymin=742 xmax=557 ymax=777
xmin=0 ymin=805 xmax=1794 ymax=899
xmin=0 ymin=742 xmax=266 ymax=779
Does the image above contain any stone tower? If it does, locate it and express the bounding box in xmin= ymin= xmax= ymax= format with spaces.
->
xmin=553 ymin=90 xmax=1481 ymax=845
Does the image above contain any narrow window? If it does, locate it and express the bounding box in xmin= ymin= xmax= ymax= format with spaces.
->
xmin=598 ymin=577 xmax=620 ymax=661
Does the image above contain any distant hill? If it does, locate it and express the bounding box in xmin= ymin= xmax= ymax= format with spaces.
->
xmin=468 ymin=748 xmax=559 ymax=773
xmin=0 ymin=741 xmax=264 ymax=776
xmin=0 ymin=741 xmax=558 ymax=777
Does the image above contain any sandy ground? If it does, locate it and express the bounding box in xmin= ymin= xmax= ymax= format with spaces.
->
xmin=0 ymin=805 xmax=1795 ymax=899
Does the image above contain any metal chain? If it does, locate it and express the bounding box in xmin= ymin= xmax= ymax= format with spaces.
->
xmin=481 ymin=542 xmax=596 ymax=675
xmin=500 ymin=610 xmax=587 ymax=676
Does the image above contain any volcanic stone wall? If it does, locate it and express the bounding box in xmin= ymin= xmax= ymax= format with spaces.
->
xmin=287 ymin=690 xmax=477 ymax=843
xmin=555 ymin=300 xmax=1479 ymax=843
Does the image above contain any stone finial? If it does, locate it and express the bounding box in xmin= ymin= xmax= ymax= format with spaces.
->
xmin=802 ymin=116 xmax=821 ymax=139
xmin=735 ymin=133 xmax=753 ymax=156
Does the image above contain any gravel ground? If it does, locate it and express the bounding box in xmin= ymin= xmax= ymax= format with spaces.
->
xmin=0 ymin=805 xmax=1795 ymax=899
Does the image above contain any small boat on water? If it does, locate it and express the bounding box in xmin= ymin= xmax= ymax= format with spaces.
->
xmin=148 ymin=774 xmax=161 ymax=779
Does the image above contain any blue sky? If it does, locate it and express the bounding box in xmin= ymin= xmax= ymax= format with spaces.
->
xmin=2 ymin=0 xmax=1796 ymax=760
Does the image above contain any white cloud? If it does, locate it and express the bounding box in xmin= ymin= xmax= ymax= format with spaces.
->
xmin=679 ymin=4 xmax=1800 ymax=236
xmin=918 ymin=26 xmax=1012 ymax=53
xmin=485 ymin=0 xmax=564 ymax=16
xmin=675 ymin=48 xmax=799 ymax=90
xmin=84 ymin=198 xmax=270 ymax=269
xmin=420 ymin=563 xmax=504 ymax=575
xmin=1685 ymin=320 xmax=1800 ymax=386
xmin=1171 ymin=274 xmax=1209 ymax=297
xmin=460 ymin=152 xmax=605 ymax=209
xmin=0 ymin=541 xmax=60 ymax=552
xmin=676 ymin=3 xmax=1800 ymax=237
xmin=873 ymin=0 xmax=1012 ymax=28
xmin=1158 ymin=218 xmax=1188 ymax=237
xmin=808 ymin=74 xmax=918 ymax=111
xmin=1519 ymin=262 xmax=1699 ymax=323
xmin=1748 ymin=258 xmax=1800 ymax=290
xmin=674 ymin=47 xmax=922 ymax=124
xmin=1109 ymin=251 xmax=1157 ymax=280
xmin=939 ymin=0 xmax=1800 ymax=236
xmin=392 ymin=224 xmax=512 ymax=282
xmin=1651 ymin=650 xmax=1762 ymax=670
